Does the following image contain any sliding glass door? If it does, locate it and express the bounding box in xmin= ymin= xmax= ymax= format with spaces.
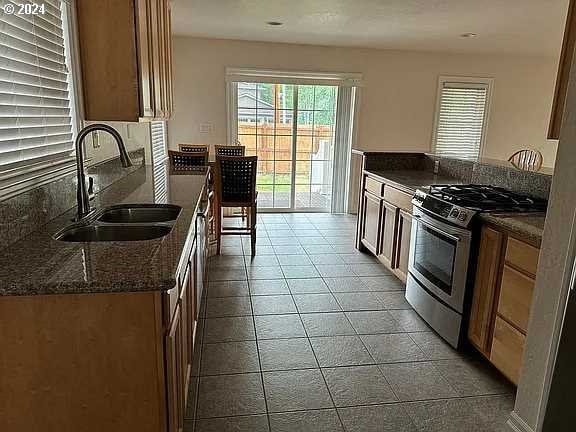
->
xmin=236 ymin=82 xmax=338 ymax=211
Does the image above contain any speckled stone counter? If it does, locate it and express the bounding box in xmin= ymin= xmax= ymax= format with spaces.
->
xmin=360 ymin=151 xmax=549 ymax=247
xmin=479 ymin=213 xmax=546 ymax=248
xmin=0 ymin=163 xmax=208 ymax=296
xmin=365 ymin=169 xmax=464 ymax=194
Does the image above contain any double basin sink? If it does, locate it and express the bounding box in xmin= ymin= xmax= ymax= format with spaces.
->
xmin=54 ymin=204 xmax=182 ymax=242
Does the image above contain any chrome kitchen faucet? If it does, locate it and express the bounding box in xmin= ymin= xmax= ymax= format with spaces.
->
xmin=74 ymin=124 xmax=133 ymax=220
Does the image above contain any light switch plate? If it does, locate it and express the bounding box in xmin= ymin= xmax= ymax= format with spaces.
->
xmin=199 ymin=123 xmax=213 ymax=134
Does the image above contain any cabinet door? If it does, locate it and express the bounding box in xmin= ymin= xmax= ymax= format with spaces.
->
xmin=163 ymin=0 xmax=174 ymax=117
xmin=360 ymin=192 xmax=383 ymax=255
xmin=166 ymin=305 xmax=184 ymax=432
xmin=497 ymin=265 xmax=535 ymax=333
xmin=549 ymin=0 xmax=576 ymax=139
xmin=378 ymin=201 xmax=398 ymax=269
xmin=188 ymin=242 xmax=198 ymax=354
xmin=491 ymin=316 xmax=526 ymax=385
xmin=468 ymin=226 xmax=505 ymax=357
xmin=179 ymin=263 xmax=193 ymax=402
xmin=135 ymin=0 xmax=155 ymax=118
xmin=394 ymin=209 xmax=412 ymax=283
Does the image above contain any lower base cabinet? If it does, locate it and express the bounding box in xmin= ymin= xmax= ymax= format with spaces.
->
xmin=491 ymin=316 xmax=526 ymax=384
xmin=468 ymin=226 xmax=540 ymax=385
xmin=166 ymin=305 xmax=184 ymax=432
xmin=0 ymin=225 xmax=206 ymax=432
xmin=394 ymin=209 xmax=412 ymax=283
xmin=357 ymin=174 xmax=414 ymax=282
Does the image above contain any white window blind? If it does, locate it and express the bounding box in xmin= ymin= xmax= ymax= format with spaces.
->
xmin=433 ymin=78 xmax=491 ymax=160
xmin=0 ymin=0 xmax=75 ymax=193
xmin=151 ymin=120 xmax=168 ymax=203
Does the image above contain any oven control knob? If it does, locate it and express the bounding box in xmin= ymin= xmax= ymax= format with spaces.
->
xmin=450 ymin=209 xmax=459 ymax=219
xmin=458 ymin=212 xmax=468 ymax=221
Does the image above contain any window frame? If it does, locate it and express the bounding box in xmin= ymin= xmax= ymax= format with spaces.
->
xmin=0 ymin=0 xmax=82 ymax=200
xmin=431 ymin=76 xmax=494 ymax=160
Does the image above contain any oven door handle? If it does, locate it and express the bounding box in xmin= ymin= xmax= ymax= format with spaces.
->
xmin=413 ymin=215 xmax=462 ymax=243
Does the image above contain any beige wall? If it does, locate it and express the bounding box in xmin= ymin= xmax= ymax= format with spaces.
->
xmin=170 ymin=36 xmax=559 ymax=167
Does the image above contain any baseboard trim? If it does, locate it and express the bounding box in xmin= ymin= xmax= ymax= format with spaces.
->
xmin=507 ymin=411 xmax=535 ymax=432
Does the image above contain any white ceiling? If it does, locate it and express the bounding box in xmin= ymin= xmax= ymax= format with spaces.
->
xmin=171 ymin=0 xmax=569 ymax=56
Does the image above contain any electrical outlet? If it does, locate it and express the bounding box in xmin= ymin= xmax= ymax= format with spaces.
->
xmin=434 ymin=160 xmax=440 ymax=174
xmin=92 ymin=131 xmax=100 ymax=149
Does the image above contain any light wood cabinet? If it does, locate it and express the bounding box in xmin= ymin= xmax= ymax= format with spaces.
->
xmin=166 ymin=305 xmax=184 ymax=432
xmin=468 ymin=226 xmax=505 ymax=356
xmin=491 ymin=316 xmax=526 ymax=384
xmin=76 ymin=0 xmax=174 ymax=121
xmin=378 ymin=201 xmax=398 ymax=268
xmin=468 ymin=226 xmax=540 ymax=385
xmin=498 ymin=265 xmax=535 ymax=333
xmin=394 ymin=209 xmax=412 ymax=283
xmin=0 ymin=195 xmax=208 ymax=431
xmin=357 ymin=174 xmax=414 ymax=283
xmin=549 ymin=0 xmax=576 ymax=139
xmin=360 ymin=191 xmax=383 ymax=255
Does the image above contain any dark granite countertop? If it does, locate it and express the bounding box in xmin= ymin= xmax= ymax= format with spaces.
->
xmin=364 ymin=168 xmax=546 ymax=247
xmin=479 ymin=213 xmax=546 ymax=248
xmin=364 ymin=169 xmax=464 ymax=194
xmin=0 ymin=163 xmax=208 ymax=296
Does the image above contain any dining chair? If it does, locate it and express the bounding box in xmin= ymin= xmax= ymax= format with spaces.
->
xmin=179 ymin=144 xmax=209 ymax=154
xmin=215 ymin=145 xmax=248 ymax=219
xmin=215 ymin=145 xmax=245 ymax=157
xmin=213 ymin=156 xmax=258 ymax=256
xmin=508 ymin=149 xmax=543 ymax=172
xmin=168 ymin=149 xmax=208 ymax=168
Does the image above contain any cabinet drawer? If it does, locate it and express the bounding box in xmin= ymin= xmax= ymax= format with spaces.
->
xmin=497 ymin=265 xmax=535 ymax=332
xmin=365 ymin=176 xmax=384 ymax=197
xmin=505 ymin=237 xmax=539 ymax=277
xmin=491 ymin=316 xmax=526 ymax=385
xmin=383 ymin=185 xmax=413 ymax=212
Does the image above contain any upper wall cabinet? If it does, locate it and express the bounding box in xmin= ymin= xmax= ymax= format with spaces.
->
xmin=549 ymin=0 xmax=576 ymax=139
xmin=76 ymin=0 xmax=174 ymax=122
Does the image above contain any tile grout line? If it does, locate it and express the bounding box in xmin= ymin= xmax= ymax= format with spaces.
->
xmin=298 ymin=303 xmax=347 ymax=431
xmin=244 ymin=239 xmax=273 ymax=432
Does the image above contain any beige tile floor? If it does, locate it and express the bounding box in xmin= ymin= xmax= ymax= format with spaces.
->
xmin=186 ymin=213 xmax=515 ymax=432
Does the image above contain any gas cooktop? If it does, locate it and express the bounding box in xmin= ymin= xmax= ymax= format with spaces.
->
xmin=412 ymin=184 xmax=547 ymax=228
xmin=428 ymin=184 xmax=548 ymax=212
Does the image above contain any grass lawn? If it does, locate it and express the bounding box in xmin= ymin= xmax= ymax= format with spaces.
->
xmin=257 ymin=174 xmax=310 ymax=192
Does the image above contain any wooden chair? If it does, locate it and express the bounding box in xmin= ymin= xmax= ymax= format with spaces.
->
xmin=168 ymin=150 xmax=208 ymax=169
xmin=179 ymin=144 xmax=209 ymax=154
xmin=508 ymin=149 xmax=543 ymax=172
xmin=215 ymin=145 xmax=248 ymax=219
xmin=215 ymin=145 xmax=245 ymax=157
xmin=214 ymin=156 xmax=258 ymax=256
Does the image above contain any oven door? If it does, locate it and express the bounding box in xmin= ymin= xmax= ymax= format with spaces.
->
xmin=408 ymin=207 xmax=472 ymax=313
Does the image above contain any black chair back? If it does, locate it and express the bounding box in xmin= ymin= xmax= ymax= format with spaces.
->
xmin=215 ymin=156 xmax=257 ymax=204
xmin=179 ymin=144 xmax=208 ymax=153
xmin=168 ymin=150 xmax=208 ymax=168
xmin=215 ymin=145 xmax=245 ymax=157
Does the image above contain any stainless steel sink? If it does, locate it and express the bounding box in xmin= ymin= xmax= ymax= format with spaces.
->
xmin=97 ymin=204 xmax=181 ymax=224
xmin=55 ymin=224 xmax=172 ymax=242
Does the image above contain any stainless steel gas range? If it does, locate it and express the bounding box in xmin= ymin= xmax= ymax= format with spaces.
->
xmin=405 ymin=184 xmax=547 ymax=348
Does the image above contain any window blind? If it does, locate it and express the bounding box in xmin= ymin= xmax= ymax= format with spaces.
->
xmin=433 ymin=81 xmax=489 ymax=160
xmin=0 ymin=0 xmax=74 ymax=179
xmin=151 ymin=120 xmax=168 ymax=203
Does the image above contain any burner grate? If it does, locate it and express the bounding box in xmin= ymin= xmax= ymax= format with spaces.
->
xmin=429 ymin=184 xmax=547 ymax=212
